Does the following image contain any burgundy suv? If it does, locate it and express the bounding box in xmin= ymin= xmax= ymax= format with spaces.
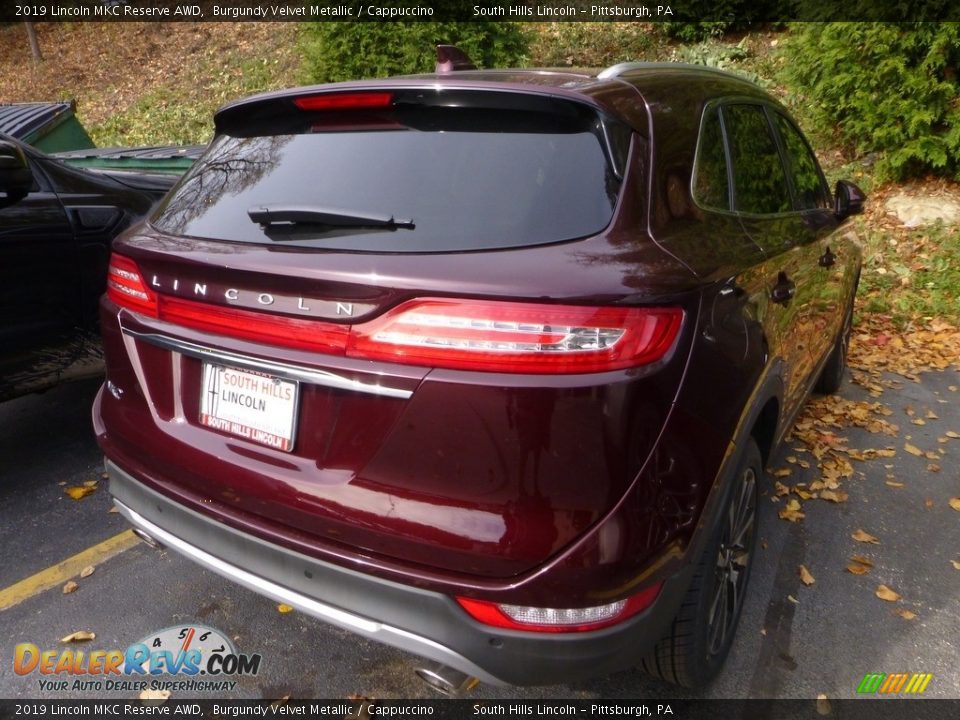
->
xmin=94 ymin=52 xmax=863 ymax=688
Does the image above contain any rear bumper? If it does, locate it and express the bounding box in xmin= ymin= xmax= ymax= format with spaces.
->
xmin=107 ymin=458 xmax=694 ymax=686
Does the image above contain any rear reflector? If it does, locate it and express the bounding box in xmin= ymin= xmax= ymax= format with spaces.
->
xmin=293 ymin=92 xmax=393 ymax=111
xmin=107 ymin=254 xmax=682 ymax=374
xmin=456 ymin=583 xmax=663 ymax=633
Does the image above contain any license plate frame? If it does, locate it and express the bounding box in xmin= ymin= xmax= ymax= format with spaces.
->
xmin=199 ymin=363 xmax=299 ymax=452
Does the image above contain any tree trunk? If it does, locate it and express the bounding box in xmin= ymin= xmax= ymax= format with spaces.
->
xmin=25 ymin=22 xmax=42 ymax=65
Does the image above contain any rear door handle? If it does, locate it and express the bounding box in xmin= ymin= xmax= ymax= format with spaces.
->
xmin=771 ymin=273 xmax=796 ymax=305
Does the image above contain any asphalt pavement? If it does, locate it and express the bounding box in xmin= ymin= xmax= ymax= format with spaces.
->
xmin=0 ymin=371 xmax=957 ymax=701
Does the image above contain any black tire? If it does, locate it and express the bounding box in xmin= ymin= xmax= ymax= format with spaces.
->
xmin=641 ymin=439 xmax=760 ymax=687
xmin=815 ymin=300 xmax=853 ymax=394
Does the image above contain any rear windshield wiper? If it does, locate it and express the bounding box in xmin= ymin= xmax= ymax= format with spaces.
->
xmin=248 ymin=205 xmax=414 ymax=230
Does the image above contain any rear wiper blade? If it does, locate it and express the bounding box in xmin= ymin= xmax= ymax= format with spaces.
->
xmin=248 ymin=205 xmax=414 ymax=229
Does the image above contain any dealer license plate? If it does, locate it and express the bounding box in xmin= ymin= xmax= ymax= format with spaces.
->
xmin=199 ymin=363 xmax=298 ymax=452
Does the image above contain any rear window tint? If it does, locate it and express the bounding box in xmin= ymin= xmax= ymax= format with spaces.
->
xmin=152 ymin=106 xmax=626 ymax=253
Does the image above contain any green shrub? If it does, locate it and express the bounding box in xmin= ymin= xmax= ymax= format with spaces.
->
xmin=662 ymin=1 xmax=771 ymax=42
xmin=527 ymin=23 xmax=662 ymax=67
xmin=781 ymin=23 xmax=960 ymax=181
xmin=663 ymin=22 xmax=732 ymax=43
xmin=299 ymin=22 xmax=528 ymax=84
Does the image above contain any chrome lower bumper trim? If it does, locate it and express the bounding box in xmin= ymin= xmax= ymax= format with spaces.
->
xmin=114 ymin=499 xmax=499 ymax=685
xmin=120 ymin=327 xmax=413 ymax=399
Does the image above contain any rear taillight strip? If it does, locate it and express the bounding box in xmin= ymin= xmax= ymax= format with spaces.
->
xmin=107 ymin=253 xmax=683 ymax=375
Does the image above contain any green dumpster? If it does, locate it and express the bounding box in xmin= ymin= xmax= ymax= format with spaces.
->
xmin=0 ymin=100 xmax=95 ymax=152
xmin=51 ymin=145 xmax=205 ymax=175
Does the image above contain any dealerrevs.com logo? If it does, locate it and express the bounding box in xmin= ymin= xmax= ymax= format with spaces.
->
xmin=14 ymin=625 xmax=261 ymax=693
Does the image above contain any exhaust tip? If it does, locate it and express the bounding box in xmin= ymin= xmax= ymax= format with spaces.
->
xmin=132 ymin=528 xmax=162 ymax=550
xmin=414 ymin=663 xmax=479 ymax=697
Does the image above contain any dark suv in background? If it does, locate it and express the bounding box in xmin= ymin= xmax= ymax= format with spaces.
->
xmin=95 ymin=51 xmax=863 ymax=689
xmin=0 ymin=134 xmax=175 ymax=402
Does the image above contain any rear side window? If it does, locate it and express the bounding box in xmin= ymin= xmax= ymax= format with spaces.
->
xmin=152 ymin=104 xmax=626 ymax=253
xmin=773 ymin=113 xmax=830 ymax=211
xmin=723 ymin=104 xmax=792 ymax=215
xmin=692 ymin=106 xmax=730 ymax=211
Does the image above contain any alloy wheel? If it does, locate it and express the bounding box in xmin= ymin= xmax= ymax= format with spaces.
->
xmin=707 ymin=467 xmax=757 ymax=657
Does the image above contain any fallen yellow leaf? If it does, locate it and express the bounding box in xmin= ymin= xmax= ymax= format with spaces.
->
xmin=139 ymin=689 xmax=171 ymax=702
xmin=82 ymin=480 xmax=98 ymax=488
xmin=850 ymin=555 xmax=874 ymax=567
xmin=875 ymin=585 xmax=901 ymax=602
xmin=949 ymin=498 xmax=960 ymax=512
xmin=928 ymin=463 xmax=941 ymax=472
xmin=885 ymin=480 xmax=905 ymax=488
xmin=904 ymin=443 xmax=923 ymax=457
xmin=945 ymin=431 xmax=960 ymax=439
xmin=61 ymin=631 xmax=95 ymax=643
xmin=778 ymin=499 xmax=805 ymax=523
xmin=277 ymin=604 xmax=294 ymax=614
xmin=773 ymin=468 xmax=792 ymax=478
xmin=926 ymin=410 xmax=938 ymax=419
xmin=951 ymin=560 xmax=960 ymax=571
xmin=64 ymin=486 xmax=96 ymax=500
xmin=794 ymin=487 xmax=815 ymax=500
xmin=895 ymin=608 xmax=917 ymax=620
xmin=852 ymin=529 xmax=880 ymax=544
xmin=787 ymin=594 xmax=799 ymax=604
xmin=80 ymin=566 xmax=95 ymax=579
xmin=820 ymin=489 xmax=849 ymax=503
xmin=799 ymin=565 xmax=815 ymax=586
xmin=775 ymin=481 xmax=790 ymax=497
xmin=847 ymin=562 xmax=870 ymax=575
xmin=911 ymin=418 xmax=926 ymax=426
xmin=62 ymin=581 xmax=78 ymax=594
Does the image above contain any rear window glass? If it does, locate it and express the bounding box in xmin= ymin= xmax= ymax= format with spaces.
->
xmin=151 ymin=106 xmax=626 ymax=253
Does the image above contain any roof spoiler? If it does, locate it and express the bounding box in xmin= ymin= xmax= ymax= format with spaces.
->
xmin=435 ymin=45 xmax=476 ymax=74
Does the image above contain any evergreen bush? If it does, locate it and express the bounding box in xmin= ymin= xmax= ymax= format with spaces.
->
xmin=781 ymin=23 xmax=960 ymax=180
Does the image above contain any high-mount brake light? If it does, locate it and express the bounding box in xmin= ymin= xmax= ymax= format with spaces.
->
xmin=106 ymin=254 xmax=158 ymax=318
xmin=293 ymin=92 xmax=394 ymax=111
xmin=348 ymin=299 xmax=683 ymax=373
xmin=106 ymin=261 xmax=682 ymax=374
xmin=456 ymin=583 xmax=663 ymax=633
